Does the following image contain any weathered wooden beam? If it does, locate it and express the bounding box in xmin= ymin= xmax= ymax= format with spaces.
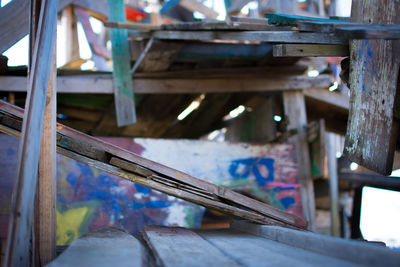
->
xmin=35 ymin=41 xmax=57 ymax=266
xmin=4 ymin=0 xmax=58 ymax=266
xmin=0 ymin=0 xmax=75 ymax=54
xmin=327 ymin=133 xmax=339 ymax=237
xmin=303 ymin=88 xmax=349 ymax=111
xmin=283 ymin=91 xmax=316 ymax=231
xmin=0 ymin=74 xmax=332 ymax=94
xmin=46 ymin=228 xmax=143 ymax=267
xmin=104 ymin=21 xmax=161 ymax=31
xmin=273 ymin=44 xmax=349 ymax=57
xmin=143 ymin=226 xmax=239 ymax=267
xmin=343 ymin=0 xmax=400 ymax=175
xmin=339 ymin=171 xmax=400 ymax=191
xmin=107 ymin=0 xmax=137 ymax=126
xmin=128 ymin=30 xmax=347 ymax=44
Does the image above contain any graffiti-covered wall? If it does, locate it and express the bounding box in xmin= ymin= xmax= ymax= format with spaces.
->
xmin=0 ymin=134 xmax=302 ymax=246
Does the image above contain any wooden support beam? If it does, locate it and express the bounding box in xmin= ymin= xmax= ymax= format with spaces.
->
xmin=273 ymin=44 xmax=349 ymax=57
xmin=0 ymin=0 xmax=29 ymax=54
xmin=35 ymin=39 xmax=57 ymax=265
xmin=131 ymin=38 xmax=184 ymax=73
xmin=63 ymin=5 xmax=80 ymax=64
xmin=129 ymin=30 xmax=347 ymax=45
xmin=107 ymin=0 xmax=137 ymax=126
xmin=327 ymin=133 xmax=340 ymax=237
xmin=339 ymin=172 xmax=400 ymax=191
xmin=0 ymin=0 xmax=75 ymax=54
xmin=283 ymin=91 xmax=316 ymax=231
xmin=0 ymin=74 xmax=333 ymax=94
xmin=74 ymin=7 xmax=111 ymax=59
xmin=74 ymin=6 xmax=109 ymax=71
xmin=303 ymin=88 xmax=349 ymax=111
xmin=4 ymin=0 xmax=58 ymax=266
xmin=343 ymin=0 xmax=400 ymax=175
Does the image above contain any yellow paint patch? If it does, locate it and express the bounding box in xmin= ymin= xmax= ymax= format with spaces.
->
xmin=56 ymin=207 xmax=88 ymax=245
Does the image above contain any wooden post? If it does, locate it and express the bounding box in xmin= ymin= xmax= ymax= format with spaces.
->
xmin=283 ymin=91 xmax=316 ymax=231
xmin=4 ymin=0 xmax=58 ymax=266
xmin=327 ymin=132 xmax=340 ymax=236
xmin=107 ymin=0 xmax=137 ymax=126
xmin=63 ymin=5 xmax=79 ymax=64
xmin=35 ymin=40 xmax=57 ymax=265
xmin=343 ymin=0 xmax=400 ymax=175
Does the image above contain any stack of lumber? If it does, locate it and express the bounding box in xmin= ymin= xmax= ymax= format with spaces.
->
xmin=48 ymin=221 xmax=400 ymax=267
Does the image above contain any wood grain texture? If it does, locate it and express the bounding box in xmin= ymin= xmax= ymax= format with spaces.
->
xmin=232 ymin=221 xmax=400 ymax=267
xmin=283 ymin=91 xmax=316 ymax=231
xmin=129 ymin=30 xmax=347 ymax=44
xmin=143 ymin=226 xmax=239 ymax=267
xmin=0 ymin=0 xmax=74 ymax=54
xmin=35 ymin=36 xmax=57 ymax=265
xmin=273 ymin=44 xmax=349 ymax=57
xmin=4 ymin=1 xmax=58 ymax=266
xmin=47 ymin=228 xmax=143 ymax=267
xmin=107 ymin=0 xmax=137 ymax=126
xmin=132 ymin=39 xmax=184 ymax=73
xmin=0 ymin=74 xmax=333 ymax=94
xmin=196 ymin=228 xmax=360 ymax=267
xmin=343 ymin=0 xmax=400 ymax=175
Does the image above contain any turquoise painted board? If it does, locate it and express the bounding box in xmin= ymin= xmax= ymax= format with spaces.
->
xmin=264 ymin=13 xmax=349 ymax=26
xmin=108 ymin=0 xmax=137 ymax=126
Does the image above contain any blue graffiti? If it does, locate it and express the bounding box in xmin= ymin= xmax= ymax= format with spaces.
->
xmin=280 ymin=197 xmax=295 ymax=209
xmin=229 ymin=157 xmax=274 ymax=186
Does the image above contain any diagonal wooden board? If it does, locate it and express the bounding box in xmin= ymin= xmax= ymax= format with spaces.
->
xmin=343 ymin=0 xmax=400 ymax=175
xmin=0 ymin=100 xmax=307 ymax=229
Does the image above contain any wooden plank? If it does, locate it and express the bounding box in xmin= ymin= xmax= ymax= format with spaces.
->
xmin=129 ymin=30 xmax=347 ymax=44
xmin=179 ymin=0 xmax=218 ymax=19
xmin=161 ymin=21 xmax=285 ymax=31
xmin=47 ymin=228 xmax=143 ymax=267
xmin=231 ymin=16 xmax=269 ymax=24
xmin=273 ymin=44 xmax=349 ymax=57
xmin=0 ymin=0 xmax=29 ymax=54
xmin=131 ymin=39 xmax=184 ymax=73
xmin=326 ymin=133 xmax=339 ymax=237
xmin=264 ymin=13 xmax=345 ymax=26
xmin=74 ymin=7 xmax=111 ymax=59
xmin=0 ymin=0 xmax=75 ymax=54
xmin=339 ymin=172 xmax=400 ymax=191
xmin=335 ymin=24 xmax=400 ymax=40
xmin=107 ymin=0 xmax=137 ymax=126
xmin=283 ymin=91 xmax=316 ymax=231
xmin=4 ymin=1 xmax=58 ymax=266
xmin=303 ymin=88 xmax=349 ymax=111
xmin=196 ymin=229 xmax=360 ymax=267
xmin=232 ymin=221 xmax=400 ymax=267
xmin=35 ymin=29 xmax=57 ymax=265
xmin=104 ymin=21 xmax=161 ymax=31
xmin=0 ymin=100 xmax=307 ymax=229
xmin=63 ymin=5 xmax=80 ymax=64
xmin=297 ymin=20 xmax=353 ymax=33
xmin=142 ymin=226 xmax=239 ymax=267
xmin=0 ymin=74 xmax=333 ymax=94
xmin=343 ymin=0 xmax=400 ymax=175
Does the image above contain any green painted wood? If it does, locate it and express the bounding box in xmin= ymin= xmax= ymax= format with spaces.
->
xmin=264 ymin=13 xmax=348 ymax=26
xmin=108 ymin=0 xmax=137 ymax=126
